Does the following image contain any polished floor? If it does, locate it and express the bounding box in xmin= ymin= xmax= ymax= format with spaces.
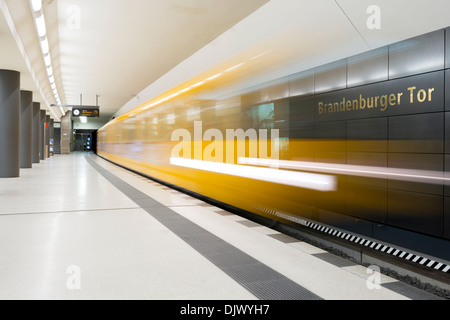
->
xmin=0 ymin=152 xmax=442 ymax=300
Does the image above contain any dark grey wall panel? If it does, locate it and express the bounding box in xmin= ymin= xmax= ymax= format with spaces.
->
xmin=446 ymin=70 xmax=450 ymax=111
xmin=314 ymin=121 xmax=346 ymax=163
xmin=289 ymin=69 xmax=314 ymax=97
xmin=290 ymin=95 xmax=315 ymax=123
xmin=289 ymin=122 xmax=314 ymax=140
xmin=347 ymin=117 xmax=387 ymax=152
xmin=347 ymin=151 xmax=387 ymax=167
xmin=446 ymin=112 xmax=450 ymax=153
xmin=445 ymin=197 xmax=450 ymax=239
xmin=388 ymin=189 xmax=443 ymax=237
xmin=388 ymin=113 xmax=444 ymax=153
xmin=445 ymin=155 xmax=450 ymax=197
xmin=314 ymin=59 xmax=347 ymax=94
xmin=347 ymin=152 xmax=387 ymax=188
xmin=346 ymin=182 xmax=387 ymax=223
xmin=389 ymin=29 xmax=445 ymax=79
xmin=287 ymin=27 xmax=450 ymax=246
xmin=388 ymin=152 xmax=443 ymax=171
xmin=388 ymin=153 xmax=443 ymax=195
xmin=347 ymin=47 xmax=389 ymax=88
xmin=373 ymin=224 xmax=450 ymax=260
xmin=314 ymin=120 xmax=347 ymax=139
xmin=316 ymin=208 xmax=374 ymax=238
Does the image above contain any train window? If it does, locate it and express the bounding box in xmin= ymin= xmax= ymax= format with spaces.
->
xmin=248 ymin=103 xmax=274 ymax=130
xmin=187 ymin=106 xmax=201 ymax=121
xmin=167 ymin=113 xmax=176 ymax=125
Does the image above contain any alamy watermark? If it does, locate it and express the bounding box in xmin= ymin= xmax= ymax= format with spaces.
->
xmin=171 ymin=121 xmax=280 ymax=163
xmin=367 ymin=5 xmax=381 ymax=30
xmin=66 ymin=265 xmax=81 ymax=290
xmin=67 ymin=5 xmax=81 ymax=30
xmin=366 ymin=265 xmax=381 ymax=290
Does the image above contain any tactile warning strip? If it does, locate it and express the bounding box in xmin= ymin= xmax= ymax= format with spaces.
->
xmin=262 ymin=208 xmax=450 ymax=274
xmin=305 ymin=220 xmax=450 ymax=274
xmin=87 ymin=155 xmax=322 ymax=300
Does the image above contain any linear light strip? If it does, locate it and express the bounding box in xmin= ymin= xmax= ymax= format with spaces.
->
xmin=0 ymin=0 xmax=60 ymax=121
xmin=170 ymin=157 xmax=336 ymax=191
xmin=29 ymin=0 xmax=65 ymax=117
xmin=139 ymin=59 xmax=252 ymax=113
xmin=238 ymin=158 xmax=450 ymax=184
xmin=101 ymin=55 xmax=258 ymax=131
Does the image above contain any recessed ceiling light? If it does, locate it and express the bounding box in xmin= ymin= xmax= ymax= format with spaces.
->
xmin=35 ymin=15 xmax=46 ymax=38
xmin=40 ymin=38 xmax=49 ymax=55
xmin=30 ymin=0 xmax=42 ymax=13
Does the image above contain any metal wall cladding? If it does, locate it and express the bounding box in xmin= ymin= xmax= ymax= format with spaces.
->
xmin=446 ymin=27 xmax=450 ymax=69
xmin=289 ymin=95 xmax=315 ymax=140
xmin=388 ymin=112 xmax=444 ymax=154
xmin=387 ymin=189 xmax=443 ymax=237
xmin=316 ymin=208 xmax=374 ymax=238
xmin=347 ymin=47 xmax=389 ymax=88
xmin=289 ymin=70 xmax=314 ymax=97
xmin=445 ymin=155 xmax=450 ymax=197
xmin=388 ymin=112 xmax=444 ymax=197
xmin=346 ymin=182 xmax=387 ymax=223
xmin=446 ymin=70 xmax=450 ymax=111
xmin=263 ymin=78 xmax=290 ymax=102
xmin=389 ymin=29 xmax=445 ymax=79
xmin=446 ymin=112 xmax=450 ymax=154
xmin=388 ymin=153 xmax=444 ymax=196
xmin=313 ymin=121 xmax=347 ymax=164
xmin=347 ymin=117 xmax=387 ymax=153
xmin=314 ymin=59 xmax=347 ymax=94
xmin=373 ymin=224 xmax=449 ymax=260
xmin=289 ymin=95 xmax=315 ymax=122
xmin=284 ymin=29 xmax=450 ymax=239
xmin=445 ymin=197 xmax=450 ymax=239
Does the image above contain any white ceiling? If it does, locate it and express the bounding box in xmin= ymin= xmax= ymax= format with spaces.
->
xmin=1 ymin=0 xmax=269 ymax=124
xmin=0 ymin=0 xmax=53 ymax=117
xmin=2 ymin=0 xmax=450 ymax=126
xmin=115 ymin=0 xmax=450 ymax=118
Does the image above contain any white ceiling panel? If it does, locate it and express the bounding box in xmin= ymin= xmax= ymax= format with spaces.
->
xmin=2 ymin=0 xmax=450 ymax=125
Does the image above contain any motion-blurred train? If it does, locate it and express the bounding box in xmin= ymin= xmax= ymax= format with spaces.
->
xmin=98 ymin=27 xmax=450 ymax=262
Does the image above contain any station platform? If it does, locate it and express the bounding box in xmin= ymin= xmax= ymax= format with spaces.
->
xmin=0 ymin=152 xmax=444 ymax=300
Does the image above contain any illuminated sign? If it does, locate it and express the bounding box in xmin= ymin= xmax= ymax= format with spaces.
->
xmin=72 ymin=108 xmax=100 ymax=118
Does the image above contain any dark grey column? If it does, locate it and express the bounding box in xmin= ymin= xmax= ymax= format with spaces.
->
xmin=45 ymin=115 xmax=50 ymax=158
xmin=20 ymin=91 xmax=33 ymax=168
xmin=49 ymin=119 xmax=54 ymax=156
xmin=40 ymin=110 xmax=46 ymax=160
xmin=0 ymin=70 xmax=21 ymax=178
xmin=61 ymin=113 xmax=72 ymax=154
xmin=32 ymin=103 xmax=40 ymax=164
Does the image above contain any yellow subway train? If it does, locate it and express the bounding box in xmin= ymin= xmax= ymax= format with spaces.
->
xmin=98 ymin=28 xmax=450 ymax=263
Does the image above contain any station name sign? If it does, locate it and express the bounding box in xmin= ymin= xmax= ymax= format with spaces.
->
xmin=315 ymin=71 xmax=445 ymax=119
